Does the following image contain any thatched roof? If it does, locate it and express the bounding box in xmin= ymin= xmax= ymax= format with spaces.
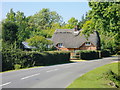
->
xmin=52 ymin=29 xmax=100 ymax=49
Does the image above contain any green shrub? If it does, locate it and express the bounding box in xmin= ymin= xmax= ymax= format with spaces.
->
xmin=72 ymin=50 xmax=111 ymax=60
xmin=81 ymin=50 xmax=99 ymax=60
xmin=2 ymin=50 xmax=70 ymax=71
xmin=101 ymin=49 xmax=111 ymax=57
xmin=75 ymin=50 xmax=99 ymax=60
xmin=14 ymin=64 xmax=21 ymax=70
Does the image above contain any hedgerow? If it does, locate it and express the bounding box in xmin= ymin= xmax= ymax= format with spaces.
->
xmin=75 ymin=50 xmax=110 ymax=60
xmin=2 ymin=50 xmax=70 ymax=71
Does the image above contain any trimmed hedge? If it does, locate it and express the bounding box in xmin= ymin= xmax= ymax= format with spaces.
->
xmin=76 ymin=50 xmax=100 ymax=60
xmin=2 ymin=50 xmax=70 ymax=71
xmin=101 ymin=50 xmax=111 ymax=57
xmin=75 ymin=50 xmax=111 ymax=60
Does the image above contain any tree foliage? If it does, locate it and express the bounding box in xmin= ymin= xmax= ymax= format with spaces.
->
xmin=88 ymin=1 xmax=120 ymax=33
xmin=63 ymin=17 xmax=78 ymax=29
xmin=2 ymin=21 xmax=18 ymax=43
xmin=81 ymin=1 xmax=120 ymax=53
xmin=26 ymin=36 xmax=53 ymax=51
xmin=2 ymin=8 xmax=62 ymax=50
xmin=29 ymin=8 xmax=62 ymax=29
xmin=2 ymin=9 xmax=31 ymax=46
xmin=78 ymin=13 xmax=90 ymax=29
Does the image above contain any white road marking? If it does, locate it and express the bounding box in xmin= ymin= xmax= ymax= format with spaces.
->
xmin=0 ymin=82 xmax=11 ymax=87
xmin=21 ymin=73 xmax=40 ymax=80
xmin=46 ymin=69 xmax=58 ymax=72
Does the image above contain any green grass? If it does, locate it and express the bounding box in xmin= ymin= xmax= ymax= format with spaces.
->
xmin=67 ymin=62 xmax=120 ymax=88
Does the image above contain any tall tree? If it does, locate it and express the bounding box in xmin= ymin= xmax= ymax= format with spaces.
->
xmin=15 ymin=11 xmax=31 ymax=43
xmin=88 ymin=1 xmax=120 ymax=33
xmin=82 ymin=1 xmax=120 ymax=53
xmin=62 ymin=17 xmax=78 ymax=29
xmin=2 ymin=9 xmax=32 ymax=48
xmin=2 ymin=21 xmax=18 ymax=43
xmin=67 ymin=17 xmax=78 ymax=29
xmin=29 ymin=8 xmax=63 ymax=29
xmin=5 ymin=8 xmax=16 ymax=22
xmin=78 ymin=13 xmax=90 ymax=29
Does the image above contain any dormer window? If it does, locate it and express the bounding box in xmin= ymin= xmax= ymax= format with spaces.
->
xmin=57 ymin=43 xmax=63 ymax=48
xmin=85 ymin=42 xmax=91 ymax=46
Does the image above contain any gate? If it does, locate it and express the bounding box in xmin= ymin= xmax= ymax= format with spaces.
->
xmin=70 ymin=52 xmax=81 ymax=60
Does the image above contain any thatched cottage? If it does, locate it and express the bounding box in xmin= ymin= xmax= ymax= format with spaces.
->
xmin=52 ymin=27 xmax=100 ymax=51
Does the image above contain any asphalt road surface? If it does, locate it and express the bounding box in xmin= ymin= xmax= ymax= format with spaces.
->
xmin=1 ymin=56 xmax=118 ymax=88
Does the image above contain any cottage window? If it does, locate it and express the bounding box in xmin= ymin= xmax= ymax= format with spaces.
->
xmin=57 ymin=43 xmax=63 ymax=48
xmin=85 ymin=42 xmax=91 ymax=46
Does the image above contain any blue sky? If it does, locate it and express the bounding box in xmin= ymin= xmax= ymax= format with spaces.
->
xmin=2 ymin=2 xmax=91 ymax=22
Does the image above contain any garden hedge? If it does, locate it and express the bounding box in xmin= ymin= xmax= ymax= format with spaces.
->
xmin=2 ymin=50 xmax=70 ymax=71
xmin=76 ymin=50 xmax=100 ymax=60
xmin=101 ymin=50 xmax=110 ymax=57
xmin=75 ymin=50 xmax=111 ymax=60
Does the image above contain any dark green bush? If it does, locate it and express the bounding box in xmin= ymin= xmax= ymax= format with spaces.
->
xmin=81 ymin=50 xmax=99 ymax=60
xmin=2 ymin=49 xmax=22 ymax=71
xmin=75 ymin=50 xmax=99 ymax=60
xmin=2 ymin=50 xmax=70 ymax=71
xmin=101 ymin=49 xmax=111 ymax=57
xmin=73 ymin=50 xmax=111 ymax=60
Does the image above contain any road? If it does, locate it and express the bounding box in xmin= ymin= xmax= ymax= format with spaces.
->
xmin=1 ymin=56 xmax=118 ymax=88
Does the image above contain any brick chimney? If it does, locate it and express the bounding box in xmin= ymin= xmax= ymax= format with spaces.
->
xmin=73 ymin=25 xmax=80 ymax=35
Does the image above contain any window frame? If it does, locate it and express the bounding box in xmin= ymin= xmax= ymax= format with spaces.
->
xmin=85 ymin=42 xmax=91 ymax=46
xmin=57 ymin=43 xmax=63 ymax=48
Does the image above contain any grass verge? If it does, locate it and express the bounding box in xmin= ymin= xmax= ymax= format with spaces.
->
xmin=67 ymin=62 xmax=120 ymax=88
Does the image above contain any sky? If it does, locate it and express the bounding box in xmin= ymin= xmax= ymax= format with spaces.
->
xmin=1 ymin=1 xmax=91 ymax=22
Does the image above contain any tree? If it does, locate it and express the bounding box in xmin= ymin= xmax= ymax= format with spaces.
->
xmin=2 ymin=21 xmax=18 ymax=43
xmin=29 ymin=8 xmax=63 ymax=29
xmin=81 ymin=20 xmax=94 ymax=38
xmin=81 ymin=1 xmax=120 ymax=53
xmin=15 ymin=11 xmax=31 ymax=43
xmin=68 ymin=17 xmax=78 ymax=25
xmin=78 ymin=13 xmax=90 ymax=29
xmin=2 ymin=9 xmax=18 ymax=43
xmin=88 ymin=1 xmax=120 ymax=33
xmin=5 ymin=8 xmax=16 ymax=22
xmin=26 ymin=36 xmax=53 ymax=51
xmin=2 ymin=9 xmax=32 ymax=48
xmin=65 ymin=17 xmax=78 ymax=29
